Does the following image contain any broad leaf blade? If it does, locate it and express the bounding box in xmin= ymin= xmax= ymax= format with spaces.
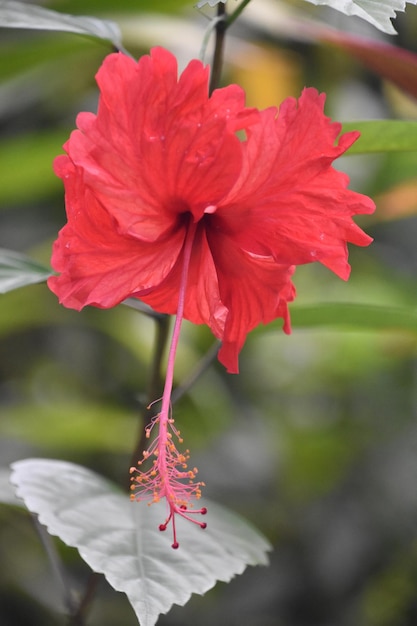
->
xmin=303 ymin=0 xmax=417 ymax=34
xmin=0 ymin=467 xmax=23 ymax=506
xmin=0 ymin=249 xmax=52 ymax=294
xmin=291 ymin=302 xmax=417 ymax=331
xmin=11 ymin=459 xmax=271 ymax=626
xmin=195 ymin=0 xmax=226 ymax=7
xmin=342 ymin=121 xmax=417 ymax=154
xmin=0 ymin=0 xmax=125 ymax=51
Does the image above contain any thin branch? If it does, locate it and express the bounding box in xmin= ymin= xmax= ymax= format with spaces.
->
xmin=225 ymin=0 xmax=253 ymax=28
xmin=209 ymin=2 xmax=227 ymax=94
xmin=122 ymin=297 xmax=167 ymax=321
xmin=69 ymin=573 xmax=101 ymax=626
xmin=171 ymin=340 xmax=220 ymax=405
xmin=199 ymin=14 xmax=224 ymax=63
xmin=129 ymin=315 xmax=171 ymax=472
xmin=32 ymin=514 xmax=101 ymax=626
xmin=31 ymin=515 xmax=78 ymax=617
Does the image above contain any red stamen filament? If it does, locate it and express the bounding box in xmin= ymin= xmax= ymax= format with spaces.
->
xmin=130 ymin=219 xmax=207 ymax=548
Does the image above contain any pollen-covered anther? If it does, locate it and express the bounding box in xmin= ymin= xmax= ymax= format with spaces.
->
xmin=129 ymin=394 xmax=206 ymax=546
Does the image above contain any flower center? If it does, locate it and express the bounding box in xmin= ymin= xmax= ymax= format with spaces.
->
xmin=203 ymin=204 xmax=217 ymax=215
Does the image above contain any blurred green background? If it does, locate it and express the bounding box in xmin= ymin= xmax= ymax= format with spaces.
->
xmin=2 ymin=1 xmax=417 ymax=625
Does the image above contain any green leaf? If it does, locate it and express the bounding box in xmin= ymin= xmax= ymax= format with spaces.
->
xmin=0 ymin=0 xmax=127 ymax=51
xmin=0 ymin=467 xmax=24 ymax=506
xmin=290 ymin=302 xmax=417 ymax=332
xmin=343 ymin=121 xmax=417 ymax=154
xmin=195 ymin=0 xmax=226 ymax=7
xmin=0 ymin=249 xmax=52 ymax=294
xmin=10 ymin=459 xmax=271 ymax=626
xmin=303 ymin=0 xmax=417 ymax=34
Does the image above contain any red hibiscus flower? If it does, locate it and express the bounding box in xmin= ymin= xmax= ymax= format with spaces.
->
xmin=48 ymin=46 xmax=375 ymax=374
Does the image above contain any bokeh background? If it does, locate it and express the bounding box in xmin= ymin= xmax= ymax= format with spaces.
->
xmin=2 ymin=1 xmax=417 ymax=624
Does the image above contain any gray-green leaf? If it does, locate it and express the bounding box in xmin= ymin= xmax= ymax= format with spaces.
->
xmin=195 ymin=0 xmax=226 ymax=8
xmin=0 ymin=0 xmax=126 ymax=51
xmin=0 ymin=467 xmax=24 ymax=506
xmin=342 ymin=121 xmax=417 ymax=154
xmin=0 ymin=249 xmax=52 ymax=294
xmin=303 ymin=0 xmax=417 ymax=34
xmin=10 ymin=459 xmax=271 ymax=626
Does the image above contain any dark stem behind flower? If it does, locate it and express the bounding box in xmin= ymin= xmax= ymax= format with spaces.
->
xmin=209 ymin=2 xmax=227 ymax=95
xmin=208 ymin=0 xmax=255 ymax=94
xmin=129 ymin=314 xmax=170 ymax=479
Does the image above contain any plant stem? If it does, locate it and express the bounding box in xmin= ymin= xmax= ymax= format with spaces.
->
xmin=129 ymin=314 xmax=170 ymax=472
xmin=157 ymin=222 xmax=198 ymax=437
xmin=208 ymin=0 xmax=254 ymax=94
xmin=225 ymin=0 xmax=253 ymax=27
xmin=32 ymin=515 xmax=78 ymax=619
xmin=147 ymin=315 xmax=171 ymax=405
xmin=171 ymin=340 xmax=220 ymax=404
xmin=69 ymin=573 xmax=101 ymax=626
xmin=32 ymin=513 xmax=102 ymax=626
xmin=209 ymin=2 xmax=227 ymax=94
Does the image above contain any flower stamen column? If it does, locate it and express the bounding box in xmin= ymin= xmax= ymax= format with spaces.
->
xmin=130 ymin=218 xmax=207 ymax=549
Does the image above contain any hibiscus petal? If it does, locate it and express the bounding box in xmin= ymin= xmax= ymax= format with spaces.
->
xmin=49 ymin=49 xmax=375 ymax=373
xmin=139 ymin=223 xmax=227 ymax=341
xmin=139 ymin=222 xmax=295 ymax=373
xmin=61 ymin=48 xmax=244 ymax=241
xmin=218 ymin=88 xmax=375 ymax=280
xmin=48 ymin=158 xmax=185 ymax=310
xmin=207 ymin=229 xmax=296 ymax=373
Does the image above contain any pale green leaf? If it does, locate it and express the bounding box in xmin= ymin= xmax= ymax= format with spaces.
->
xmin=343 ymin=121 xmax=417 ymax=154
xmin=0 ymin=249 xmax=52 ymax=294
xmin=11 ymin=459 xmax=271 ymax=626
xmin=0 ymin=0 xmax=126 ymax=51
xmin=303 ymin=0 xmax=417 ymax=34
xmin=0 ymin=467 xmax=24 ymax=506
xmin=195 ymin=0 xmax=226 ymax=8
xmin=290 ymin=302 xmax=417 ymax=332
